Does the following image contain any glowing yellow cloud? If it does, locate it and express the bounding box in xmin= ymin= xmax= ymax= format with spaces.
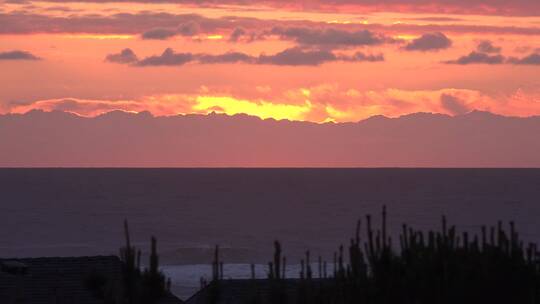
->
xmin=393 ymin=34 xmax=419 ymax=41
xmin=192 ymin=35 xmax=224 ymax=41
xmin=193 ymin=96 xmax=311 ymax=121
xmin=326 ymin=20 xmax=352 ymax=24
xmin=301 ymin=88 xmax=311 ymax=97
xmin=206 ymin=35 xmax=224 ymax=40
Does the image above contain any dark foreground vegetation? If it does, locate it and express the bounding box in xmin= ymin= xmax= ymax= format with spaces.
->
xmin=118 ymin=221 xmax=173 ymax=304
xmin=191 ymin=206 xmax=540 ymax=304
xmin=4 ymin=207 xmax=539 ymax=304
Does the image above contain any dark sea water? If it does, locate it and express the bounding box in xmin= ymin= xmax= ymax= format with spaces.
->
xmin=1 ymin=168 xmax=540 ymax=299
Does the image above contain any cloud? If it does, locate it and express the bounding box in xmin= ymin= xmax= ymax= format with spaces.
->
xmin=476 ymin=40 xmax=502 ymax=54
xmin=0 ymin=12 xmax=239 ymax=35
xmin=178 ymin=21 xmax=200 ymax=36
xmin=105 ymin=48 xmax=138 ymax=64
xmin=340 ymin=52 xmax=385 ymax=62
xmin=508 ymin=53 xmax=540 ymax=65
xmin=7 ymin=96 xmax=195 ymax=117
xmin=257 ymin=48 xmax=337 ymax=66
xmin=136 ymin=48 xmax=194 ymax=66
xmin=0 ymin=50 xmax=41 ymax=60
xmin=446 ymin=48 xmax=540 ymax=65
xmin=106 ymin=47 xmax=385 ymax=67
xmin=2 ymin=0 xmax=30 ymax=3
xmin=197 ymin=52 xmax=254 ymax=64
xmin=403 ymin=32 xmax=452 ymax=51
xmin=229 ymin=27 xmax=246 ymax=42
xmin=3 ymin=11 xmax=540 ymax=39
xmin=43 ymin=5 xmax=81 ymax=12
xmin=445 ymin=51 xmax=505 ymax=64
xmin=514 ymin=46 xmax=538 ymax=54
xmin=137 ymin=23 xmax=391 ymax=47
xmin=140 ymin=21 xmax=200 ymax=40
xmin=256 ymin=48 xmax=383 ymax=66
xmin=407 ymin=16 xmax=464 ymax=22
xmin=440 ymin=94 xmax=469 ymax=115
xmin=13 ymin=0 xmax=540 ymax=16
xmin=270 ymin=27 xmax=386 ymax=48
xmin=141 ymin=28 xmax=177 ymax=40
xmin=105 ymin=48 xmax=250 ymax=66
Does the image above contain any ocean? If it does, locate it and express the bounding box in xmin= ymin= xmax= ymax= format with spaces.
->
xmin=1 ymin=168 xmax=539 ymax=299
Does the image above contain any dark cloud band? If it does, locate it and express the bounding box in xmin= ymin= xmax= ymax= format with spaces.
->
xmin=0 ymin=50 xmax=41 ymax=60
xmin=446 ymin=51 xmax=540 ymax=65
xmin=2 ymin=12 xmax=540 ymax=37
xmin=106 ymin=47 xmax=384 ymax=67
xmin=403 ymin=32 xmax=452 ymax=51
xmin=8 ymin=0 xmax=540 ymax=16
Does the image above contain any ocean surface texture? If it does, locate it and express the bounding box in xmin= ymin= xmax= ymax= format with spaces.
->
xmin=1 ymin=169 xmax=539 ymax=299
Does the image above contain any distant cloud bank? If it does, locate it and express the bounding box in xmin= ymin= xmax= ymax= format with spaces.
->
xmin=1 ymin=110 xmax=539 ymax=167
xmin=0 ymin=50 xmax=41 ymax=60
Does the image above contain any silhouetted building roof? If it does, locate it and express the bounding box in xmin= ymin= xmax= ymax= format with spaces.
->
xmin=156 ymin=293 xmax=187 ymax=304
xmin=0 ymin=256 xmax=122 ymax=304
xmin=0 ymin=256 xmax=183 ymax=304
xmin=186 ymin=279 xmax=333 ymax=304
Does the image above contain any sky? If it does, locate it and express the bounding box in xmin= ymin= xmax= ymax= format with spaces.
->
xmin=1 ymin=0 xmax=540 ymax=123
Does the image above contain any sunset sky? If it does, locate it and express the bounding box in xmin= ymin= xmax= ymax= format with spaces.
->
xmin=1 ymin=0 xmax=540 ymax=123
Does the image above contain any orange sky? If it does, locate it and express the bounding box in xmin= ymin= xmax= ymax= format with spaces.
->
xmin=1 ymin=0 xmax=540 ymax=122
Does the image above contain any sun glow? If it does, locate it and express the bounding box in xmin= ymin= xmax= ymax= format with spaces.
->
xmin=193 ymin=96 xmax=311 ymax=121
xmin=393 ymin=34 xmax=419 ymax=41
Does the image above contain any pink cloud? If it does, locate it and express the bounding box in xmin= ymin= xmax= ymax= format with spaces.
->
xmin=1 ymin=12 xmax=540 ymax=36
xmin=13 ymin=0 xmax=540 ymax=16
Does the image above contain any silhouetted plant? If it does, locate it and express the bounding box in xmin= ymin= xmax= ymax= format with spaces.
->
xmin=119 ymin=220 xmax=170 ymax=304
xmin=197 ymin=206 xmax=540 ymax=304
xmin=140 ymin=236 xmax=167 ymax=302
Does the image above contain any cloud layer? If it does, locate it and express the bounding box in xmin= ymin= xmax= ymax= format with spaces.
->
xmin=508 ymin=53 xmax=540 ymax=65
xmin=446 ymin=51 xmax=505 ymax=64
xmin=3 ymin=108 xmax=540 ymax=167
xmin=446 ymin=51 xmax=540 ymax=65
xmin=2 ymin=11 xmax=540 ymax=37
xmin=106 ymin=47 xmax=384 ymax=66
xmin=270 ymin=27 xmax=387 ymax=48
xmin=477 ymin=40 xmax=502 ymax=54
xmin=445 ymin=40 xmax=540 ymax=65
xmin=403 ymin=32 xmax=452 ymax=51
xmin=105 ymin=48 xmax=139 ymax=64
xmin=8 ymin=0 xmax=540 ymax=16
xmin=0 ymin=50 xmax=40 ymax=60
